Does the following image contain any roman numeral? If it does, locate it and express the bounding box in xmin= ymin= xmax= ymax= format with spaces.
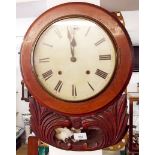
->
xmin=95 ymin=69 xmax=108 ymax=79
xmin=88 ymin=82 xmax=94 ymax=91
xmin=85 ymin=27 xmax=91 ymax=36
xmin=72 ymin=85 xmax=77 ymax=96
xmin=54 ymin=80 xmax=63 ymax=92
xmin=42 ymin=69 xmax=53 ymax=81
xmin=99 ymin=54 xmax=111 ymax=60
xmin=54 ymin=28 xmax=62 ymax=39
xmin=42 ymin=43 xmax=53 ymax=48
xmin=95 ymin=38 xmax=105 ymax=46
xmin=39 ymin=58 xmax=50 ymax=63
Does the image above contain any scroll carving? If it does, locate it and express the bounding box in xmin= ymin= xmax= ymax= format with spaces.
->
xmin=29 ymin=94 xmax=128 ymax=151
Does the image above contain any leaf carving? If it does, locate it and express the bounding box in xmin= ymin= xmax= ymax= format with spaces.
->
xmin=29 ymin=94 xmax=128 ymax=151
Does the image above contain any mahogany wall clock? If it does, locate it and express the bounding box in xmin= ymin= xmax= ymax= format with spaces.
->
xmin=20 ymin=2 xmax=133 ymax=151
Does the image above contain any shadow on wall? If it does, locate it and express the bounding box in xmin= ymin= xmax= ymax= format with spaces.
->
xmin=100 ymin=0 xmax=139 ymax=11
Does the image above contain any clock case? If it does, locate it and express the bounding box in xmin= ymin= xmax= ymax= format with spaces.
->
xmin=20 ymin=2 xmax=133 ymax=151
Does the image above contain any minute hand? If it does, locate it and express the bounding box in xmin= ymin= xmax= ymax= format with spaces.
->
xmin=67 ymin=27 xmax=77 ymax=62
xmin=70 ymin=37 xmax=77 ymax=62
xmin=71 ymin=36 xmax=76 ymax=47
xmin=67 ymin=27 xmax=72 ymax=41
xmin=67 ymin=27 xmax=77 ymax=46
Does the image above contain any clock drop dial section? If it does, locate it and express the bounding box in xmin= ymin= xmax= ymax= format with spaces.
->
xmin=33 ymin=18 xmax=116 ymax=102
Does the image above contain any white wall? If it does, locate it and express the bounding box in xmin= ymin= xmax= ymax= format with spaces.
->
xmin=46 ymin=0 xmax=100 ymax=8
xmin=127 ymin=72 xmax=139 ymax=92
xmin=122 ymin=11 xmax=139 ymax=46
xmin=100 ymin=0 xmax=139 ymax=11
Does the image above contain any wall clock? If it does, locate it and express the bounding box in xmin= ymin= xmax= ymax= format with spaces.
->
xmin=20 ymin=2 xmax=133 ymax=151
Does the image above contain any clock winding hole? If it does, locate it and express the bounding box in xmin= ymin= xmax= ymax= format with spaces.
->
xmin=58 ymin=71 xmax=62 ymax=75
xmin=86 ymin=70 xmax=90 ymax=74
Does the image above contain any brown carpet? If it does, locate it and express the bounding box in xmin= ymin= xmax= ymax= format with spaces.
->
xmin=16 ymin=144 xmax=27 ymax=155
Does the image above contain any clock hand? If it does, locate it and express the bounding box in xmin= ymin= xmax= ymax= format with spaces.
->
xmin=67 ymin=27 xmax=77 ymax=62
xmin=70 ymin=46 xmax=76 ymax=62
xmin=67 ymin=27 xmax=72 ymax=41
xmin=71 ymin=37 xmax=76 ymax=47
xmin=70 ymin=32 xmax=77 ymax=62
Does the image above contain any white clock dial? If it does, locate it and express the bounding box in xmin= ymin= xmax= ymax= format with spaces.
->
xmin=33 ymin=18 xmax=116 ymax=101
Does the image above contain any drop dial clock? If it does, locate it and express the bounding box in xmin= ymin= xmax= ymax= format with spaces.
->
xmin=33 ymin=18 xmax=116 ymax=102
xmin=21 ymin=3 xmax=133 ymax=150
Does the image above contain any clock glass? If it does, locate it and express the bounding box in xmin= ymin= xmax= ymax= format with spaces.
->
xmin=32 ymin=17 xmax=117 ymax=102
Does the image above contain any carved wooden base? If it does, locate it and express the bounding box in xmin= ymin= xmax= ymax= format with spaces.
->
xmin=29 ymin=94 xmax=128 ymax=151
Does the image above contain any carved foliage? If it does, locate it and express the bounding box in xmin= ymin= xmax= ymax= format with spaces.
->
xmin=29 ymin=94 xmax=128 ymax=151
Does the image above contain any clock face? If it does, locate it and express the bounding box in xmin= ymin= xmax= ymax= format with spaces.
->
xmin=33 ymin=17 xmax=116 ymax=102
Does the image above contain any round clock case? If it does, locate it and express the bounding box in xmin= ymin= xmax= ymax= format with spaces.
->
xmin=20 ymin=2 xmax=133 ymax=115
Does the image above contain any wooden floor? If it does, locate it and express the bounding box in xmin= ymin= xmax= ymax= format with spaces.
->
xmin=16 ymin=144 xmax=27 ymax=155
